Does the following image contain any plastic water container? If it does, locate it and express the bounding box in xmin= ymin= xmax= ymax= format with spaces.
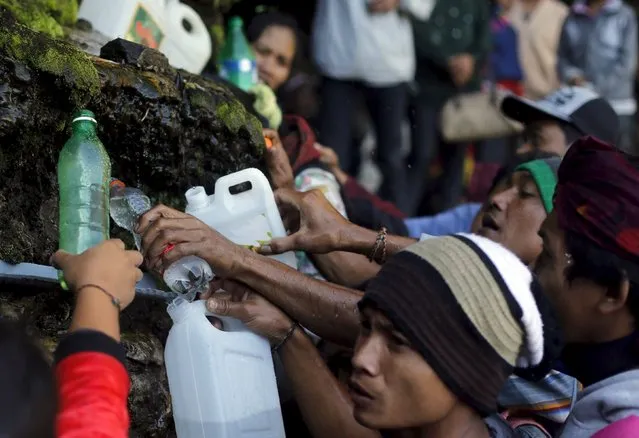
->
xmin=184 ymin=168 xmax=297 ymax=270
xmin=165 ymin=298 xmax=285 ymax=438
xmin=78 ymin=0 xmax=212 ymax=74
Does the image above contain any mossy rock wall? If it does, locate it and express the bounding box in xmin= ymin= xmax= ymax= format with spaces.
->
xmin=0 ymin=9 xmax=266 ymax=265
xmin=0 ymin=9 xmax=265 ymax=437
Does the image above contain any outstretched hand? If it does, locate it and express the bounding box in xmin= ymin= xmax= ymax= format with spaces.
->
xmin=258 ymin=188 xmax=353 ymax=256
xmin=202 ymin=278 xmax=294 ymax=345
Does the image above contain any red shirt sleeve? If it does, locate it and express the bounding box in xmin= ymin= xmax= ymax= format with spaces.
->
xmin=55 ymin=331 xmax=130 ymax=438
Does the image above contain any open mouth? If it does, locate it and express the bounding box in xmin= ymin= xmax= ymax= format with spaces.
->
xmin=481 ymin=214 xmax=500 ymax=232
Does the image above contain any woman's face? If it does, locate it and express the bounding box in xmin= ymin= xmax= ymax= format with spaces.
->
xmin=349 ymin=307 xmax=456 ymax=430
xmin=475 ymin=170 xmax=547 ymax=265
xmin=252 ymin=25 xmax=296 ymax=91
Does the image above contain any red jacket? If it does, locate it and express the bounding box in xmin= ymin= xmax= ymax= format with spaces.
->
xmin=55 ymin=330 xmax=130 ymax=437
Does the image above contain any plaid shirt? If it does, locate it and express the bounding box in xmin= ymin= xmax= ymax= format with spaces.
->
xmin=498 ymin=370 xmax=581 ymax=425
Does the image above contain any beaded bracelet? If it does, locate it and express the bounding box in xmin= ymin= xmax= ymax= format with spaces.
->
xmin=272 ymin=322 xmax=299 ymax=352
xmin=368 ymin=227 xmax=388 ymax=264
xmin=76 ymin=284 xmax=121 ymax=311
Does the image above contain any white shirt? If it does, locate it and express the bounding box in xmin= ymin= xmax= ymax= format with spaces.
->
xmin=312 ymin=0 xmax=435 ymax=86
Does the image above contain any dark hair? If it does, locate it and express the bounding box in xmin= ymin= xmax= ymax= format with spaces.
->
xmin=522 ymin=120 xmax=582 ymax=152
xmin=246 ymin=11 xmax=302 ymax=70
xmin=560 ymin=123 xmax=584 ymax=147
xmin=488 ymin=150 xmax=561 ymax=195
xmin=0 ymin=320 xmax=56 ymax=438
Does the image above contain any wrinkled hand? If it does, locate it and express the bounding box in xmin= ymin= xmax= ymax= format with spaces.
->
xmin=264 ymin=128 xmax=295 ymax=190
xmin=368 ymin=0 xmax=400 ymax=13
xmin=137 ymin=204 xmax=244 ymax=278
xmin=259 ymin=188 xmax=352 ymax=255
xmin=449 ymin=54 xmax=475 ymax=87
xmin=51 ymin=239 xmax=143 ymax=310
xmin=202 ymin=278 xmax=294 ymax=345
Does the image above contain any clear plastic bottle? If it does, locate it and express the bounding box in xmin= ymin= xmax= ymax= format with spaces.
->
xmin=109 ymin=179 xmax=213 ymax=301
xmin=58 ymin=109 xmax=111 ymax=289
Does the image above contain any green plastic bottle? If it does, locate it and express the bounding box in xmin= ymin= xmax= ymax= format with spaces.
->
xmin=57 ymin=109 xmax=111 ymax=289
xmin=218 ymin=16 xmax=258 ymax=91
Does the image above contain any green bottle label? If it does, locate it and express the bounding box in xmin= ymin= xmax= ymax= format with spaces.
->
xmin=126 ymin=4 xmax=165 ymax=49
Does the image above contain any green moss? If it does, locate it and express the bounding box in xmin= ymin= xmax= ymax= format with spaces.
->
xmin=215 ymin=99 xmax=264 ymax=149
xmin=215 ymin=99 xmax=247 ymax=133
xmin=0 ymin=11 xmax=99 ymax=103
xmin=0 ymin=0 xmax=78 ymax=38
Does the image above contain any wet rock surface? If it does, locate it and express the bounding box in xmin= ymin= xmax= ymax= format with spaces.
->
xmin=0 ymin=6 xmax=264 ymax=436
xmin=0 ymin=9 xmax=266 ymax=264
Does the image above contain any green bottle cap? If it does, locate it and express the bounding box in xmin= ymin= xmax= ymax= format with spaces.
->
xmin=229 ymin=16 xmax=243 ymax=28
xmin=72 ymin=109 xmax=97 ymax=124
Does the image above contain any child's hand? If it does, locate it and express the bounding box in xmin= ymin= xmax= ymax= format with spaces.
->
xmin=52 ymin=239 xmax=143 ymax=311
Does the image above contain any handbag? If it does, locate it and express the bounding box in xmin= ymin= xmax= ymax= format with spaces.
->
xmin=441 ymin=47 xmax=524 ymax=143
xmin=441 ymin=84 xmax=524 ymax=143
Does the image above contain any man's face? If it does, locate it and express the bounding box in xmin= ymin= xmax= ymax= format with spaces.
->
xmin=474 ymin=170 xmax=547 ymax=265
xmin=534 ymin=212 xmax=616 ymax=343
xmin=518 ymin=121 xmax=569 ymax=156
xmin=349 ymin=307 xmax=457 ymax=429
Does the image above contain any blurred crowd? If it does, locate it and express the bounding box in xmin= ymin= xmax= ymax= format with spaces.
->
xmin=4 ymin=1 xmax=639 ymax=438
xmin=227 ymin=0 xmax=637 ymax=219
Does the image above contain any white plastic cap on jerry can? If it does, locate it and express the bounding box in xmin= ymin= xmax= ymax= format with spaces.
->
xmin=183 ymin=168 xmax=298 ymax=270
xmin=185 ymin=186 xmax=211 ymax=213
xmin=78 ymin=0 xmax=211 ymax=74
xmin=165 ymin=298 xmax=285 ymax=437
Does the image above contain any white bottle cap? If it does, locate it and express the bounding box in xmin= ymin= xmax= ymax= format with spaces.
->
xmin=185 ymin=186 xmax=209 ymax=211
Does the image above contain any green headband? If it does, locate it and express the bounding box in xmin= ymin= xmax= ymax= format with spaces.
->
xmin=516 ymin=160 xmax=558 ymax=213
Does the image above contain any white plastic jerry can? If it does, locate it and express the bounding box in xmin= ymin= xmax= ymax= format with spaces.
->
xmin=78 ymin=0 xmax=211 ymax=74
xmin=165 ymin=298 xmax=285 ymax=438
xmin=159 ymin=0 xmax=212 ymax=74
xmin=184 ymin=168 xmax=298 ymax=270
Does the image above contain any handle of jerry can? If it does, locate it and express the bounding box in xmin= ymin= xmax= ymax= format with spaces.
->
xmin=215 ymin=168 xmax=272 ymax=208
xmin=193 ymin=299 xmax=248 ymax=333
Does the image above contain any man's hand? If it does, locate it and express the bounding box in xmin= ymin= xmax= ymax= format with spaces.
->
xmin=368 ymin=0 xmax=400 ymax=13
xmin=259 ymin=188 xmax=353 ymax=255
xmin=315 ymin=143 xmax=340 ymax=172
xmin=51 ymin=239 xmax=143 ymax=310
xmin=202 ymin=279 xmax=294 ymax=345
xmin=137 ymin=204 xmax=244 ymax=278
xmin=264 ymin=128 xmax=295 ymax=190
xmin=449 ymin=53 xmax=475 ymax=87
xmin=314 ymin=143 xmax=349 ymax=185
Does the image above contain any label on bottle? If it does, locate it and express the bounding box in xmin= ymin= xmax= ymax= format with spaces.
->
xmin=126 ymin=5 xmax=165 ymax=49
xmin=219 ymin=59 xmax=258 ymax=91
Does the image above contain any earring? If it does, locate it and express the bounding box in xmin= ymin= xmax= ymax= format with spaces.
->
xmin=565 ymin=252 xmax=574 ymax=266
